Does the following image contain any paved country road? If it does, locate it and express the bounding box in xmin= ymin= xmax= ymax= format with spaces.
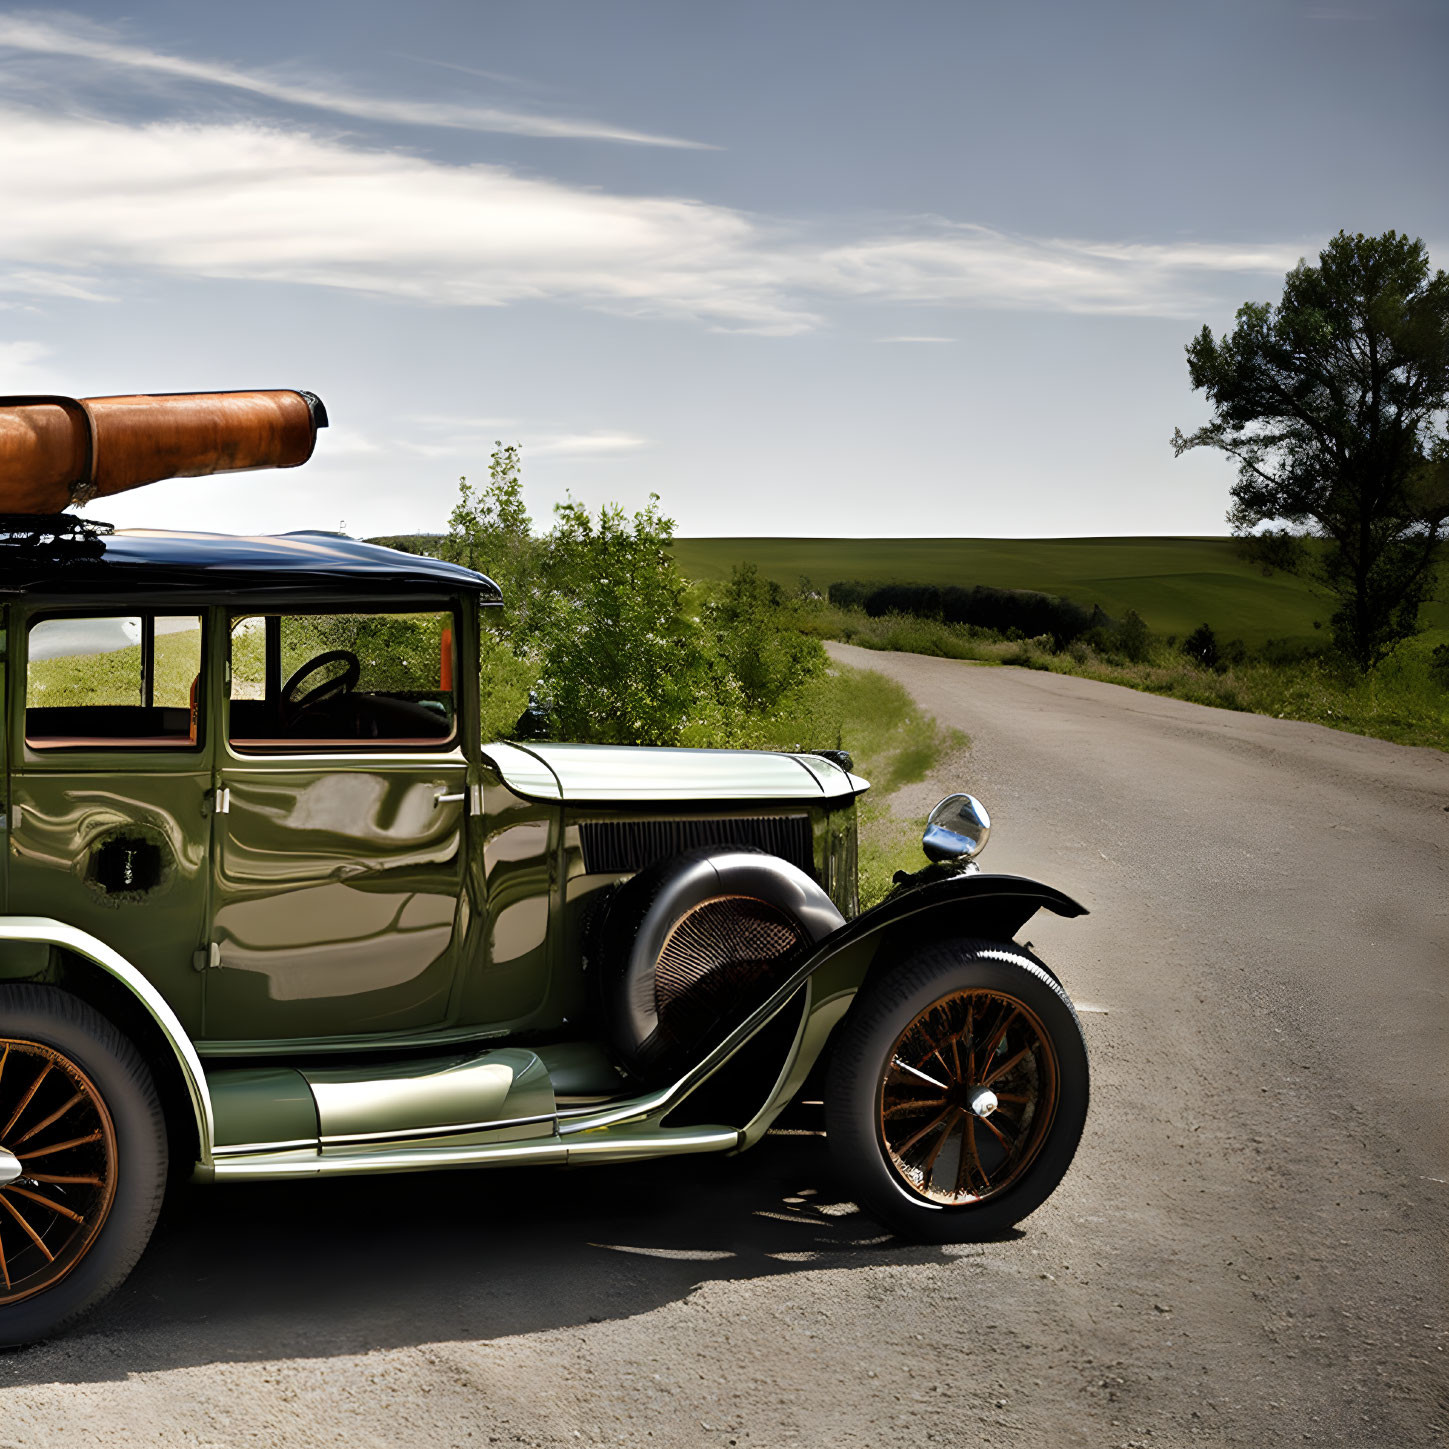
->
xmin=4 ymin=645 xmax=1447 ymax=1448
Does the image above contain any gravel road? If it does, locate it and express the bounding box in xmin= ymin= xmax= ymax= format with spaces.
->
xmin=3 ymin=644 xmax=1446 ymax=1447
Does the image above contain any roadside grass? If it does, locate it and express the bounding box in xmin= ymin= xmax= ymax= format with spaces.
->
xmin=728 ymin=663 xmax=964 ymax=908
xmin=813 ymin=606 xmax=1449 ymax=753
xmin=670 ymin=535 xmax=1449 ymax=649
xmin=27 ymin=627 xmax=201 ymax=709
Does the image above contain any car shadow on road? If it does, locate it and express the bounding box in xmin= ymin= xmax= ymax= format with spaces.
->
xmin=3 ymin=1130 xmax=1020 ymax=1385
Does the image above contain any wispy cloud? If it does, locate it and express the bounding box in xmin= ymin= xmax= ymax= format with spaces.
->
xmin=0 ymin=107 xmax=810 ymax=333
xmin=0 ymin=266 xmax=114 ymax=302
xmin=811 ymin=224 xmax=1304 ymax=318
xmin=0 ymin=12 xmax=715 ymax=148
xmin=528 ymin=432 xmax=650 ymax=457
xmin=0 ymin=81 xmax=1308 ymax=333
xmin=398 ymin=418 xmax=650 ymax=459
xmin=877 ymin=335 xmax=956 ymax=343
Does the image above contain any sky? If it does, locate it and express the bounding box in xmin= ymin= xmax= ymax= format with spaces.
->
xmin=1 ymin=1 xmax=1445 ymax=541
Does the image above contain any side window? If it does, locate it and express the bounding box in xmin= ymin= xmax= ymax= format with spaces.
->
xmin=229 ymin=608 xmax=457 ymax=748
xmin=26 ymin=614 xmax=203 ymax=748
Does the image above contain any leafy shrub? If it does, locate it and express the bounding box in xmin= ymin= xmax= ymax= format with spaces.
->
xmin=535 ymin=496 xmax=704 ymax=746
xmin=866 ymin=583 xmax=944 ymax=619
xmin=1116 ymin=609 xmax=1152 ymax=663
xmin=1182 ymin=622 xmax=1220 ymax=668
xmin=843 ymin=578 xmax=1096 ymax=647
xmin=705 ymin=563 xmax=825 ymax=713
xmin=827 ymin=580 xmax=875 ymax=611
xmin=441 ymin=448 xmax=826 ymax=746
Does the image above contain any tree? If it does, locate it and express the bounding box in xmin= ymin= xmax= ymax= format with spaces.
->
xmin=1174 ymin=231 xmax=1449 ymax=670
xmin=706 ymin=563 xmax=824 ymax=713
xmin=1182 ymin=622 xmax=1220 ymax=668
xmin=1116 ymin=608 xmax=1152 ymax=664
xmin=439 ymin=443 xmax=541 ymax=638
xmin=440 ymin=456 xmax=821 ymax=745
xmin=535 ymin=494 xmax=705 ymax=745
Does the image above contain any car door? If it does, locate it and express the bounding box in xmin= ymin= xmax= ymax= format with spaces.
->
xmin=202 ymin=603 xmax=468 ymax=1045
xmin=6 ymin=607 xmax=211 ymax=1036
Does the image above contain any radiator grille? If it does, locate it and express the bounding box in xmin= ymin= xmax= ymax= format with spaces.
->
xmin=579 ymin=816 xmax=815 ymax=878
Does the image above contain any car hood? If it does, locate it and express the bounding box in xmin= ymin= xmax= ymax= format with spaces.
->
xmin=480 ymin=741 xmax=869 ymax=804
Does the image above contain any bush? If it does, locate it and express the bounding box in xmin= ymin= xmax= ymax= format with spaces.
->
xmin=705 ymin=563 xmax=825 ymax=713
xmin=866 ymin=583 xmax=944 ymax=619
xmin=827 ymin=580 xmax=874 ymax=611
xmin=1182 ymin=622 xmax=1220 ymax=668
xmin=1116 ymin=609 xmax=1152 ymax=663
xmin=535 ymin=495 xmax=705 ymax=746
xmin=841 ymin=578 xmax=1097 ymax=647
xmin=1221 ymin=637 xmax=1249 ymax=667
xmin=441 ymin=455 xmax=828 ymax=746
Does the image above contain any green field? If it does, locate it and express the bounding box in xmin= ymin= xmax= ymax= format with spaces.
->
xmin=670 ymin=536 xmax=1449 ymax=648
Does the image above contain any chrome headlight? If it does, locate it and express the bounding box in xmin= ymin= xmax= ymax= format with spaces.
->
xmin=922 ymin=793 xmax=991 ymax=863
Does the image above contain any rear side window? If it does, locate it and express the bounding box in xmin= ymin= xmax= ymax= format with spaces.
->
xmin=229 ymin=608 xmax=456 ymax=748
xmin=26 ymin=614 xmax=203 ymax=748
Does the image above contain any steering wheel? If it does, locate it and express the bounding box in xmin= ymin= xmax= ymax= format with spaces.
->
xmin=281 ymin=649 xmax=361 ymax=722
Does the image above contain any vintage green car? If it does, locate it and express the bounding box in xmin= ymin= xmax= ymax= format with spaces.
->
xmin=0 ymin=390 xmax=1089 ymax=1345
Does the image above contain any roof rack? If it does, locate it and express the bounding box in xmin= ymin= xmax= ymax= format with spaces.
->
xmin=0 ymin=512 xmax=113 ymax=565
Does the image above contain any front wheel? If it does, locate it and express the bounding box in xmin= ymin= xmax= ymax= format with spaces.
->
xmin=826 ymin=940 xmax=1088 ymax=1241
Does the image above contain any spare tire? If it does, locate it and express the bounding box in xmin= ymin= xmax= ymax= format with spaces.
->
xmin=591 ymin=848 xmax=845 ymax=1084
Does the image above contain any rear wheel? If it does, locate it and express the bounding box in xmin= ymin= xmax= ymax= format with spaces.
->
xmin=826 ymin=941 xmax=1088 ymax=1240
xmin=0 ymin=985 xmax=167 ymax=1345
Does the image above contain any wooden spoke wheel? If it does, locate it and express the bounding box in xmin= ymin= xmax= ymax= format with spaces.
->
xmin=0 ymin=1038 xmax=120 ymax=1305
xmin=826 ymin=941 xmax=1089 ymax=1241
xmin=879 ymin=989 xmax=1058 ymax=1206
xmin=0 ymin=986 xmax=166 ymax=1346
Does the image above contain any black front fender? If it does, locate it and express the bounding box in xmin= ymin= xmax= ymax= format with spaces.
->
xmin=744 ymin=870 xmax=1088 ymax=1110
xmin=802 ymin=869 xmax=1087 ymax=990
xmin=858 ymin=868 xmax=1087 ymax=939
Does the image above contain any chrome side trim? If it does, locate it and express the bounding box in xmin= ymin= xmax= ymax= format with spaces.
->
xmin=205 ymin=1138 xmax=566 ymax=1180
xmin=201 ymin=1124 xmax=737 ymax=1180
xmin=565 ymin=1126 xmax=738 ymax=1162
xmin=0 ymin=915 xmax=216 ymax=1165
xmin=213 ymin=1137 xmax=316 ymax=1158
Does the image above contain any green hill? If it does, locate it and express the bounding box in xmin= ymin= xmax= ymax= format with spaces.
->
xmin=670 ymin=536 xmax=1449 ymax=648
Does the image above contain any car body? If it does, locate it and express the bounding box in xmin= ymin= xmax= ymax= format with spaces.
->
xmin=0 ymin=390 xmax=1090 ymax=1343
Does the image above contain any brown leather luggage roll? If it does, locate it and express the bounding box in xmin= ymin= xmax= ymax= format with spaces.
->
xmin=0 ymin=390 xmax=326 ymax=515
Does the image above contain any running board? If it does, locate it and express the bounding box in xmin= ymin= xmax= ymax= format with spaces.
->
xmin=198 ymin=985 xmax=810 ymax=1183
xmin=205 ymin=1047 xmax=557 ymax=1160
xmin=199 ymin=1124 xmax=739 ymax=1181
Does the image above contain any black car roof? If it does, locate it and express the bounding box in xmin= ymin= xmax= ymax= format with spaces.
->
xmin=0 ymin=526 xmax=502 ymax=601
